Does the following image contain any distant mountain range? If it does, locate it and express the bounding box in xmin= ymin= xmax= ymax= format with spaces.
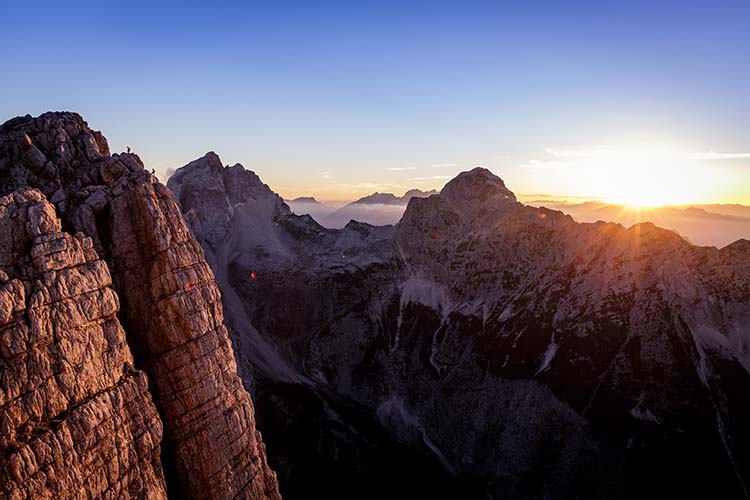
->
xmin=169 ymin=155 xmax=750 ymax=499
xmin=285 ymin=196 xmax=335 ymax=222
xmin=354 ymin=189 xmax=438 ymax=205
xmin=289 ymin=193 xmax=748 ymax=247
xmin=532 ymin=200 xmax=750 ymax=247
xmin=287 ymin=189 xmax=438 ymax=228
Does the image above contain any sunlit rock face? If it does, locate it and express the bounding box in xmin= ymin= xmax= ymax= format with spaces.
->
xmin=171 ymin=154 xmax=750 ymax=499
xmin=0 ymin=113 xmax=280 ymax=500
xmin=0 ymin=189 xmax=167 ymax=499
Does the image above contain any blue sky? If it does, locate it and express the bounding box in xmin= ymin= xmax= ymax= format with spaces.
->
xmin=1 ymin=0 xmax=748 ymax=202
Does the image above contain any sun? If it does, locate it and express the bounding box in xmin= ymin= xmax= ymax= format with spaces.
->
xmin=586 ymin=146 xmax=704 ymax=207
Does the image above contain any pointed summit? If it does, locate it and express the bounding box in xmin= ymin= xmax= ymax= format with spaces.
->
xmin=440 ymin=167 xmax=516 ymax=205
xmin=167 ymin=152 xmax=288 ymax=245
xmin=184 ymin=151 xmax=224 ymax=171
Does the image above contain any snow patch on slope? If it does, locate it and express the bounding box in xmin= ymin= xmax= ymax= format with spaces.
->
xmin=630 ymin=394 xmax=660 ymax=423
xmin=534 ymin=338 xmax=558 ymax=377
xmin=693 ymin=323 xmax=750 ymax=372
xmin=400 ymin=276 xmax=453 ymax=317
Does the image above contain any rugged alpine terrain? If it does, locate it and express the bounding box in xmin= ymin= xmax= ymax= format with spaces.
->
xmin=0 ymin=113 xmax=280 ymax=499
xmin=169 ymin=154 xmax=750 ymax=499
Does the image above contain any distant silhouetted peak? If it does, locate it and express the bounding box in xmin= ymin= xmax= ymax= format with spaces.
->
xmin=403 ymin=188 xmax=438 ymax=199
xmin=354 ymin=189 xmax=437 ymax=206
xmin=355 ymin=192 xmax=400 ymax=204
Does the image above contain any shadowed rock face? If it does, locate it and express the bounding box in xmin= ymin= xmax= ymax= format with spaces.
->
xmin=0 ymin=189 xmax=167 ymax=499
xmin=0 ymin=113 xmax=280 ymax=500
xmin=170 ymin=154 xmax=750 ymax=499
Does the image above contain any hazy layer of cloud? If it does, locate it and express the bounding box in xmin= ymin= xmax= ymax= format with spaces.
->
xmin=542 ymin=147 xmax=750 ymax=162
xmin=409 ymin=175 xmax=454 ymax=181
xmin=683 ymin=151 xmax=750 ymax=160
xmin=322 ymin=203 xmax=407 ymax=228
xmin=523 ymin=159 xmax=574 ymax=169
xmin=532 ymin=200 xmax=750 ymax=248
xmin=521 ymin=146 xmax=750 ymax=172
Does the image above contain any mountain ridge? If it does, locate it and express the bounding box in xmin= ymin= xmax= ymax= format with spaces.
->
xmin=0 ymin=113 xmax=281 ymax=500
xmin=168 ymin=153 xmax=750 ymax=499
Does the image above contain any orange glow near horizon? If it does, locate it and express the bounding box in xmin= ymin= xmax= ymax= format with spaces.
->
xmin=587 ymin=149 xmax=697 ymax=207
xmin=271 ymin=146 xmax=749 ymax=207
xmin=555 ymin=146 xmax=745 ymax=208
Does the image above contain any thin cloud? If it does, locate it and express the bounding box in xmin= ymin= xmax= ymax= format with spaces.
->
xmin=430 ymin=162 xmax=457 ymax=168
xmin=387 ymin=167 xmax=417 ymax=171
xmin=545 ymin=146 xmax=750 ymax=161
xmin=409 ymin=175 xmax=455 ymax=181
xmin=683 ymin=151 xmax=750 ymax=160
xmin=522 ymin=159 xmax=574 ymax=169
xmin=352 ymin=182 xmax=408 ymax=190
xmin=545 ymin=147 xmax=610 ymax=158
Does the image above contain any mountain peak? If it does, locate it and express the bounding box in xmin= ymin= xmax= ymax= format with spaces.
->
xmin=403 ymin=188 xmax=438 ymax=199
xmin=167 ymin=151 xmax=288 ymax=244
xmin=180 ymin=151 xmax=224 ymax=173
xmin=355 ymin=192 xmax=400 ymax=204
xmin=291 ymin=196 xmax=319 ymax=203
xmin=440 ymin=166 xmax=516 ymax=204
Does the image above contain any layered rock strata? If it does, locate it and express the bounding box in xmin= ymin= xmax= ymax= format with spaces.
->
xmin=0 ymin=113 xmax=280 ymax=499
xmin=0 ymin=189 xmax=167 ymax=499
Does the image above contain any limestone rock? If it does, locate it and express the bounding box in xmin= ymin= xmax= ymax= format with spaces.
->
xmin=0 ymin=189 xmax=168 ymax=500
xmin=0 ymin=113 xmax=280 ymax=499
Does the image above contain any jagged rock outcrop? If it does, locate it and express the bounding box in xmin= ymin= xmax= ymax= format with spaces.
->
xmin=171 ymin=157 xmax=750 ymax=499
xmin=0 ymin=189 xmax=167 ymax=499
xmin=0 ymin=113 xmax=280 ymax=499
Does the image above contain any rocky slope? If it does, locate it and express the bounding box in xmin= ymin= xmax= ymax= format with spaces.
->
xmin=170 ymin=156 xmax=750 ymax=499
xmin=0 ymin=113 xmax=280 ymax=499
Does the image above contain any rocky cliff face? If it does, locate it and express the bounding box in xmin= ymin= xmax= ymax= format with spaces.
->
xmin=0 ymin=189 xmax=167 ymax=499
xmin=0 ymin=113 xmax=280 ymax=499
xmin=170 ymin=157 xmax=750 ymax=499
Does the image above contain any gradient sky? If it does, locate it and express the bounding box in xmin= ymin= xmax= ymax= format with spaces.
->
xmin=1 ymin=0 xmax=748 ymax=203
